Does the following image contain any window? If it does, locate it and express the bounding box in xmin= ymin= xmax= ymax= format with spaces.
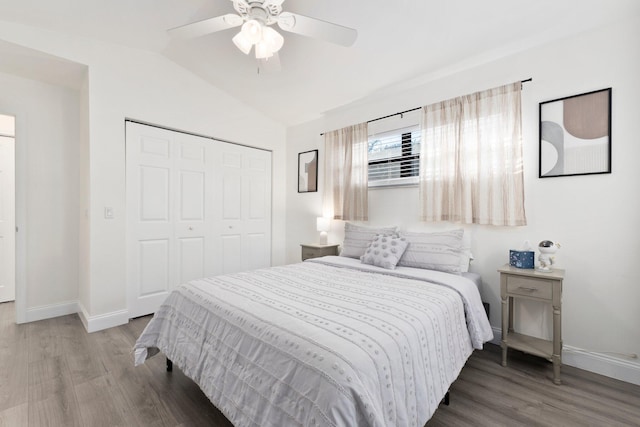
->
xmin=368 ymin=125 xmax=421 ymax=187
xmin=419 ymin=81 xmax=526 ymax=226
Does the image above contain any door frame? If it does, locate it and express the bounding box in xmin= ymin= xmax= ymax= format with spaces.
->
xmin=10 ymin=114 xmax=26 ymax=323
xmin=15 ymin=119 xmax=25 ymax=323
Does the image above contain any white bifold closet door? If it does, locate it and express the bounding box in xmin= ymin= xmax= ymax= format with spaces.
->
xmin=126 ymin=122 xmax=271 ymax=318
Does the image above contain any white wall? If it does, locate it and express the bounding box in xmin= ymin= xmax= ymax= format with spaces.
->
xmin=287 ymin=15 xmax=640 ymax=380
xmin=0 ymin=22 xmax=287 ymax=328
xmin=81 ymin=46 xmax=287 ymax=323
xmin=78 ymin=73 xmax=91 ymax=317
xmin=0 ymin=70 xmax=81 ymax=315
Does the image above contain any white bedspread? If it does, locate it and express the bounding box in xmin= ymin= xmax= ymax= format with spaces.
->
xmin=134 ymin=257 xmax=493 ymax=427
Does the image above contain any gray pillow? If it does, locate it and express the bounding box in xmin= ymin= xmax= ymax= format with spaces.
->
xmin=361 ymin=234 xmax=409 ymax=270
xmin=398 ymin=229 xmax=464 ymax=274
xmin=340 ymin=223 xmax=398 ymax=259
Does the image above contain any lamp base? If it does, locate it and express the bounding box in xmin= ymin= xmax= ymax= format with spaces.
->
xmin=319 ymin=231 xmax=328 ymax=245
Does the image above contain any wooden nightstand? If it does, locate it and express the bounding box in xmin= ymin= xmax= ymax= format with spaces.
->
xmin=301 ymin=243 xmax=340 ymax=261
xmin=498 ymin=264 xmax=565 ymax=384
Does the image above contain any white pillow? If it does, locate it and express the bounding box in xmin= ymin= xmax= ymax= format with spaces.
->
xmin=340 ymin=223 xmax=398 ymax=259
xmin=460 ymin=250 xmax=473 ymax=273
xmin=398 ymin=229 xmax=464 ymax=274
xmin=360 ymin=234 xmax=409 ymax=270
xmin=460 ymin=230 xmax=473 ymax=272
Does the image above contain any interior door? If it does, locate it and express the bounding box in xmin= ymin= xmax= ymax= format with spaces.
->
xmin=0 ymin=136 xmax=16 ymax=303
xmin=126 ymin=122 xmax=271 ymax=317
xmin=214 ymin=142 xmax=271 ymax=274
xmin=173 ymin=132 xmax=213 ymax=284
xmin=126 ymin=122 xmax=213 ymax=318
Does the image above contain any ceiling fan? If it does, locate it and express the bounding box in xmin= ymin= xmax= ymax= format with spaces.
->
xmin=169 ymin=0 xmax=357 ymax=65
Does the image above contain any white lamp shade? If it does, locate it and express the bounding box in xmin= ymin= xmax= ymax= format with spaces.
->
xmin=232 ymin=31 xmax=252 ymax=55
xmin=317 ymin=217 xmax=330 ymax=245
xmin=316 ymin=217 xmax=330 ymax=232
xmin=255 ymin=41 xmax=274 ymax=59
xmin=261 ymin=26 xmax=284 ymax=53
xmin=241 ymin=19 xmax=263 ymax=44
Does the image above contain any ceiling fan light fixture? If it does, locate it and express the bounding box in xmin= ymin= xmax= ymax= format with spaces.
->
xmin=241 ymin=19 xmax=263 ymax=44
xmin=232 ymin=31 xmax=253 ymax=55
xmin=255 ymin=41 xmax=274 ymax=59
xmin=261 ymin=26 xmax=284 ymax=53
xmin=170 ymin=0 xmax=358 ymax=67
xmin=222 ymin=14 xmax=243 ymax=27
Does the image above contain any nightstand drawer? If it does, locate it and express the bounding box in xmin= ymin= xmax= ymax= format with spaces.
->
xmin=301 ymin=244 xmax=340 ymax=261
xmin=302 ymin=248 xmax=321 ymax=260
xmin=506 ymin=276 xmax=552 ymax=300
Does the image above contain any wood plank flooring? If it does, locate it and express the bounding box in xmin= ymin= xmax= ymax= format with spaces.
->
xmin=1 ymin=301 xmax=638 ymax=426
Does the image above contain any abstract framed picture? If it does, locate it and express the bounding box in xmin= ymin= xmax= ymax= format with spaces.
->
xmin=298 ymin=149 xmax=318 ymax=193
xmin=539 ymin=88 xmax=611 ymax=178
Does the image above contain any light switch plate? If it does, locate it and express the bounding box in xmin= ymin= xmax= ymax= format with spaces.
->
xmin=104 ymin=207 xmax=114 ymax=219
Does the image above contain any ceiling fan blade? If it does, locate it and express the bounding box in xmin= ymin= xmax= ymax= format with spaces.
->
xmin=277 ymin=12 xmax=357 ymax=47
xmin=257 ymin=52 xmax=282 ymax=74
xmin=168 ymin=14 xmax=243 ymax=39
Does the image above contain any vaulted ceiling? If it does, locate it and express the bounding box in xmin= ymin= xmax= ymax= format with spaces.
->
xmin=0 ymin=0 xmax=638 ymax=126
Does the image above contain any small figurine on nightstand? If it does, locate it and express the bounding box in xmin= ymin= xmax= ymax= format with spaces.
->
xmin=537 ymin=240 xmax=561 ymax=272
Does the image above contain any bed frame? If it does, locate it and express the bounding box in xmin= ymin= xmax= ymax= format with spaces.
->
xmin=164 ymin=357 xmax=450 ymax=405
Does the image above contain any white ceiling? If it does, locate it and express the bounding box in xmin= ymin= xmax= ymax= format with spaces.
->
xmin=0 ymin=0 xmax=638 ymax=126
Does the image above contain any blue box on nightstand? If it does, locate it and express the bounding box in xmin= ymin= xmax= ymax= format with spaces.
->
xmin=509 ymin=250 xmax=535 ymax=269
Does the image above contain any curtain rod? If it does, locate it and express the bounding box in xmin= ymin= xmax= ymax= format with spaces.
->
xmin=320 ymin=78 xmax=532 ymax=136
xmin=367 ymin=107 xmax=422 ymax=124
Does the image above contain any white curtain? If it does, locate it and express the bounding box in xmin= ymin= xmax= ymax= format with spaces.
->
xmin=323 ymin=122 xmax=369 ymax=221
xmin=419 ymin=82 xmax=526 ymax=226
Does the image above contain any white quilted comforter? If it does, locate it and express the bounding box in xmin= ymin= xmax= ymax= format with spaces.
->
xmin=134 ymin=256 xmax=493 ymax=427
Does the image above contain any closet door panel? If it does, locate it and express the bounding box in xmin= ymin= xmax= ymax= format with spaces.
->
xmin=127 ymin=124 xmax=176 ymax=317
xmin=138 ymin=239 xmax=170 ymax=296
xmin=179 ymin=171 xmax=205 ymax=221
xmin=178 ymin=237 xmax=205 ymax=283
xmin=173 ymin=134 xmax=212 ymax=285
xmin=127 ymin=122 xmax=271 ymax=317
xmin=140 ymin=166 xmax=170 ymax=221
xmin=127 ymin=123 xmax=212 ymax=318
xmin=221 ymin=234 xmax=242 ymax=274
xmin=214 ymin=142 xmax=271 ymax=274
xmin=222 ymin=174 xmax=242 ymax=220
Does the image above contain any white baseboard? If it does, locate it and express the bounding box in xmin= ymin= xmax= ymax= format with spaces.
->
xmin=77 ymin=302 xmax=129 ymax=333
xmin=25 ymin=301 xmax=79 ymax=323
xmin=489 ymin=326 xmax=640 ymax=386
xmin=23 ymin=301 xmax=129 ymax=333
xmin=562 ymin=345 xmax=640 ymax=386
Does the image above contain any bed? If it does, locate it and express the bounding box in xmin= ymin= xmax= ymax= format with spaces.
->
xmin=134 ymin=254 xmax=493 ymax=427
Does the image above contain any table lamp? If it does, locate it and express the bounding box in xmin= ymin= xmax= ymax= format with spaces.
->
xmin=316 ymin=217 xmax=330 ymax=245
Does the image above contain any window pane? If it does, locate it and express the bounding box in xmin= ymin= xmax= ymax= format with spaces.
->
xmin=369 ymin=135 xmax=402 ymax=161
xmin=368 ymin=125 xmax=420 ymax=185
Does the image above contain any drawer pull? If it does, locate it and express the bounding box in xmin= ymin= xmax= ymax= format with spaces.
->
xmin=518 ymin=287 xmax=538 ymax=292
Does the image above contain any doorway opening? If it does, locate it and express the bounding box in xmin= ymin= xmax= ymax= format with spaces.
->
xmin=0 ymin=113 xmax=15 ymax=304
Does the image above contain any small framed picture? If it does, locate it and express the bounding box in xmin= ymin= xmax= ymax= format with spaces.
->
xmin=539 ymin=88 xmax=611 ymax=178
xmin=298 ymin=149 xmax=318 ymax=193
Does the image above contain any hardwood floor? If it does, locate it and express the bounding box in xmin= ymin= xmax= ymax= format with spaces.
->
xmin=1 ymin=301 xmax=638 ymax=426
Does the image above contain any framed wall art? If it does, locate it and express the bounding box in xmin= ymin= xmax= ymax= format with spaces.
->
xmin=298 ymin=149 xmax=318 ymax=193
xmin=539 ymin=88 xmax=611 ymax=178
